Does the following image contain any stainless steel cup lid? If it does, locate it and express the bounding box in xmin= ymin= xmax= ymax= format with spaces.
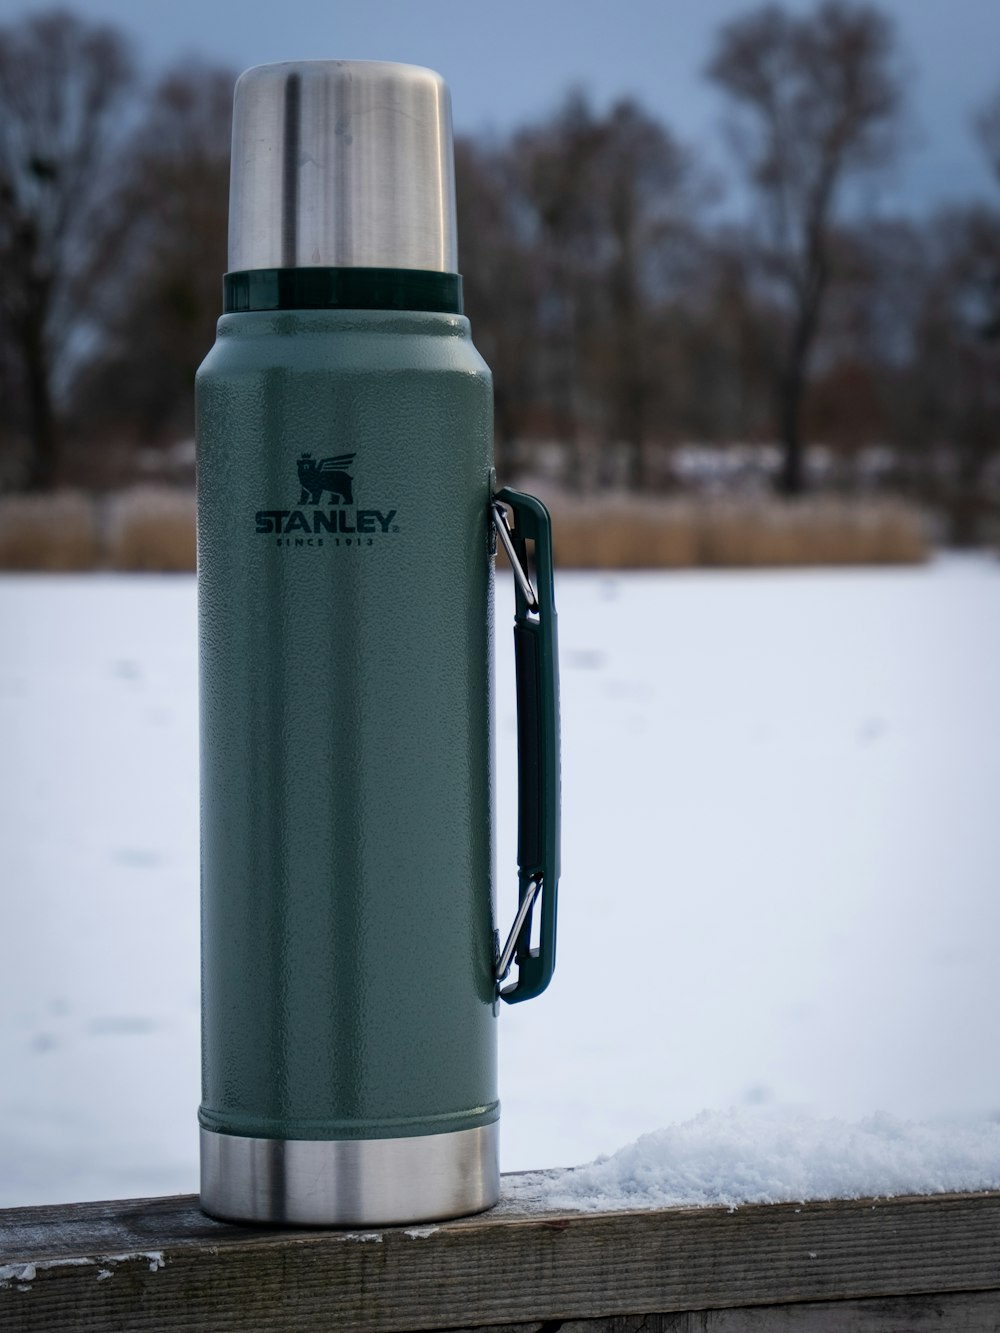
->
xmin=229 ymin=60 xmax=457 ymax=274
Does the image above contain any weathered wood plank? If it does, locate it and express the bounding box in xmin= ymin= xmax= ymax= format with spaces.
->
xmin=556 ymin=1289 xmax=1000 ymax=1330
xmin=2 ymin=1189 xmax=1000 ymax=1333
xmin=401 ymin=1294 xmax=1000 ymax=1333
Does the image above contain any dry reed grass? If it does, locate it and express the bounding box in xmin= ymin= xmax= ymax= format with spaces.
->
xmin=105 ymin=488 xmax=197 ymax=572
xmin=545 ymin=495 xmax=928 ymax=569
xmin=0 ymin=492 xmax=101 ymax=571
xmin=0 ymin=489 xmax=929 ymax=572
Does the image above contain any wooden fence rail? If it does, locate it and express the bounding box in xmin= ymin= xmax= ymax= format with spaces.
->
xmin=3 ymin=1185 xmax=1000 ymax=1331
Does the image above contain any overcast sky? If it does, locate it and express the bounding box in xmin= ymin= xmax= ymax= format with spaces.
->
xmin=3 ymin=0 xmax=999 ymax=215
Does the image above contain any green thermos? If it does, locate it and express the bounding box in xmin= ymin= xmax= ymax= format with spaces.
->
xmin=196 ymin=60 xmax=560 ymax=1226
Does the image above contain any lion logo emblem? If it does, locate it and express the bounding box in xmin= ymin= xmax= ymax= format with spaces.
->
xmin=297 ymin=452 xmax=355 ymax=506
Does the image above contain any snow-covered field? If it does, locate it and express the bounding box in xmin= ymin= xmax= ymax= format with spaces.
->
xmin=2 ymin=557 xmax=999 ymax=1210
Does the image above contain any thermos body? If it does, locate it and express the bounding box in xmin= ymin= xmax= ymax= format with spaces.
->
xmin=196 ymin=308 xmax=498 ymax=1222
xmin=197 ymin=58 xmax=560 ymax=1227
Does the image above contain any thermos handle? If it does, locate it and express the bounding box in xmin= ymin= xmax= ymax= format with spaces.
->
xmin=491 ymin=488 xmax=561 ymax=1004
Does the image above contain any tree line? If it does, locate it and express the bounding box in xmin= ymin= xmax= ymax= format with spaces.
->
xmin=1 ymin=5 xmax=998 ymax=540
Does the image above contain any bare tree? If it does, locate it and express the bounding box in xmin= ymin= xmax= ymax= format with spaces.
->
xmin=707 ymin=1 xmax=903 ymax=494
xmin=510 ymin=93 xmax=609 ymax=490
xmin=596 ymin=100 xmax=697 ymax=490
xmin=973 ymin=83 xmax=1000 ymax=344
xmin=509 ymin=93 xmax=698 ymax=491
xmin=903 ymin=208 xmax=1000 ymax=543
xmin=679 ymin=231 xmax=778 ymax=451
xmin=976 ymin=88 xmax=1000 ymax=188
xmin=0 ymin=9 xmax=135 ymax=490
xmin=455 ymin=136 xmax=541 ymax=478
xmin=71 ymin=62 xmax=233 ymax=450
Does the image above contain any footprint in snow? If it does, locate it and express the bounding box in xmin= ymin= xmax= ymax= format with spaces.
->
xmin=566 ymin=649 xmax=606 ymax=671
xmin=88 ymin=1017 xmax=159 ymax=1036
xmin=858 ymin=717 xmax=887 ymax=746
xmin=112 ymin=848 xmax=163 ymax=868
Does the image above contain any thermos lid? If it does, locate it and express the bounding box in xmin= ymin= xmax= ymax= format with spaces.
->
xmin=229 ymin=60 xmax=458 ymax=274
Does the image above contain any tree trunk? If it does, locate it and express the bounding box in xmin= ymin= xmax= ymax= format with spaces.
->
xmin=776 ymin=282 xmax=824 ymax=498
xmin=777 ymin=365 xmax=806 ymax=496
xmin=19 ymin=312 xmax=59 ymax=492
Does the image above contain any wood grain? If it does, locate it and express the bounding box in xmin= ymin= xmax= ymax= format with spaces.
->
xmin=2 ymin=1188 xmax=1000 ymax=1332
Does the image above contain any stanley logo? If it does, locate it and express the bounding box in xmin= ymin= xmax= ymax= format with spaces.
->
xmin=297 ymin=452 xmax=354 ymax=505
xmin=255 ymin=451 xmax=398 ymax=548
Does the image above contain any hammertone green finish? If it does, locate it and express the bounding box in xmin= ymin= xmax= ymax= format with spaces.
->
xmin=196 ymin=309 xmax=497 ymax=1141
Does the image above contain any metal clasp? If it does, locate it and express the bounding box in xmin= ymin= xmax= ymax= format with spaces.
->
xmin=495 ymin=877 xmax=541 ymax=987
xmin=491 ymin=502 xmax=538 ymax=613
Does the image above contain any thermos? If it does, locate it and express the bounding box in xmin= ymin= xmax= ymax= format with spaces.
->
xmin=196 ymin=60 xmax=560 ymax=1226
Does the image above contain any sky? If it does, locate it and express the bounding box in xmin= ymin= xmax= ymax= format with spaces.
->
xmin=2 ymin=0 xmax=999 ymax=215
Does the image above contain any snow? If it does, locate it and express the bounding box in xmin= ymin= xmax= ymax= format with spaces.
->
xmin=0 ymin=1254 xmax=162 ymax=1289
xmin=1 ymin=556 xmax=999 ymax=1211
xmin=506 ymin=1108 xmax=1000 ymax=1212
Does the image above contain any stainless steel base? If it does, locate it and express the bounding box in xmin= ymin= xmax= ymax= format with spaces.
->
xmin=200 ymin=1122 xmax=500 ymax=1226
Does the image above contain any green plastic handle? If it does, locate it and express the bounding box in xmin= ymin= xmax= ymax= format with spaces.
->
xmin=495 ymin=487 xmax=561 ymax=1004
